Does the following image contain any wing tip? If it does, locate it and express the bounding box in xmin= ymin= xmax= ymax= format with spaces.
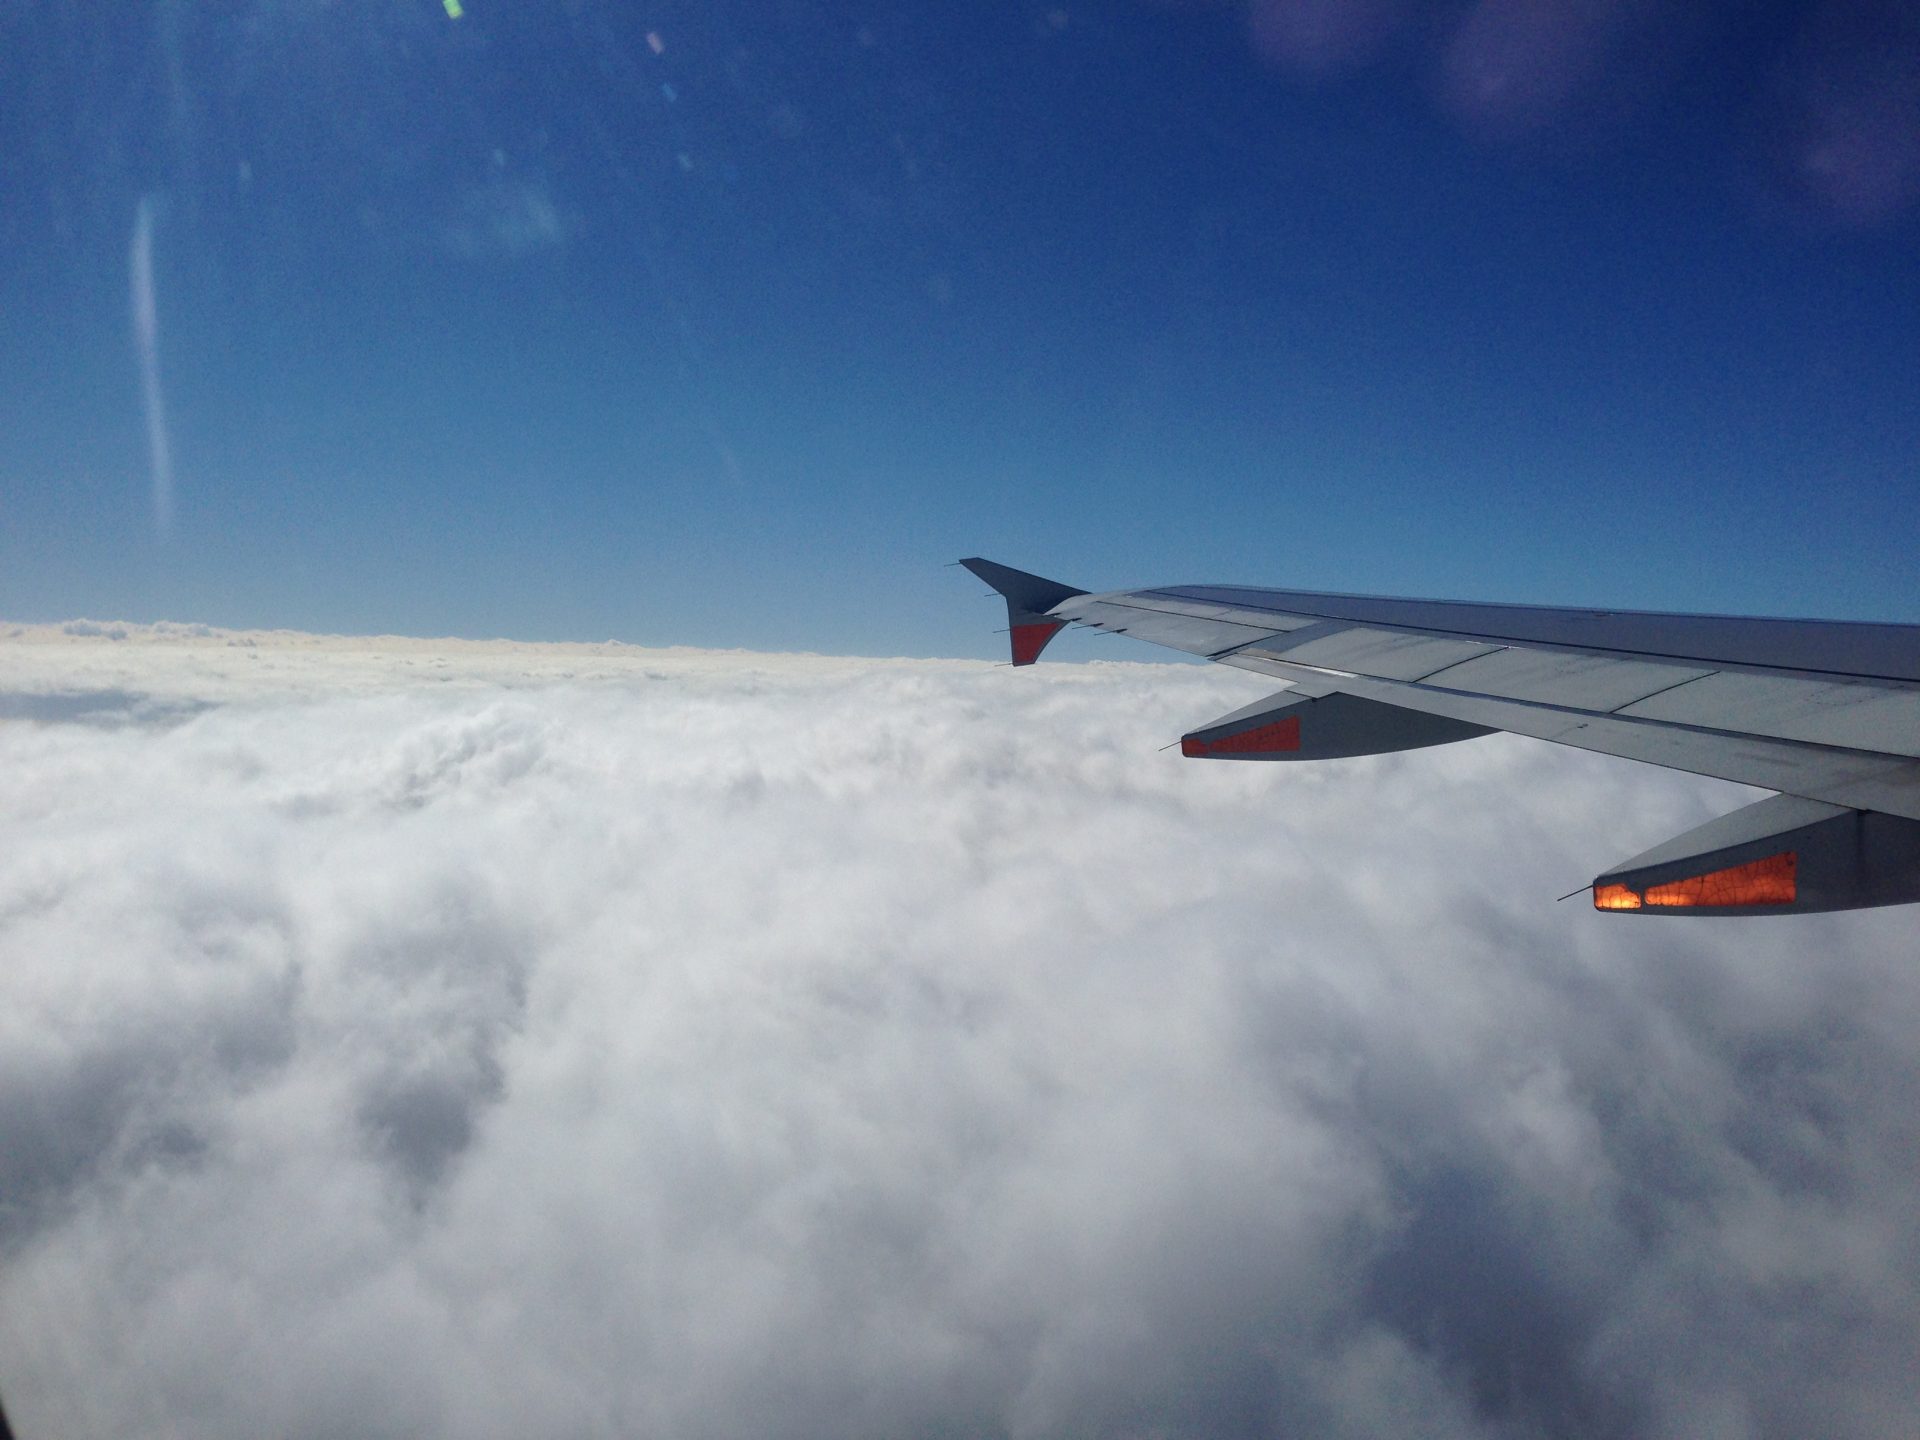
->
xmin=959 ymin=558 xmax=1084 ymax=666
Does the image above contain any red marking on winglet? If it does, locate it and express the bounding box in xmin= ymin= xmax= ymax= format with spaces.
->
xmin=1181 ymin=715 xmax=1302 ymax=757
xmin=1011 ymin=621 xmax=1066 ymax=666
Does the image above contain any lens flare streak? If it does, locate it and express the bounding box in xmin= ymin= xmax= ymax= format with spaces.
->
xmin=130 ymin=196 xmax=175 ymax=539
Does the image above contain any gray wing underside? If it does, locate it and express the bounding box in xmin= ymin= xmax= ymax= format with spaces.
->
xmin=1052 ymin=584 xmax=1920 ymax=822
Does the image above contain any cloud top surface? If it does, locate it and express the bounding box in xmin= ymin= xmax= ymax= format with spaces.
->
xmin=2 ymin=624 xmax=1916 ymax=1439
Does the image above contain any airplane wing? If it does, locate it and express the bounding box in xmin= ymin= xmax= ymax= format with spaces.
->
xmin=960 ymin=557 xmax=1920 ymax=916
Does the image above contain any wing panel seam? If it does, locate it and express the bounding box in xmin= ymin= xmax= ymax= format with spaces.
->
xmin=1605 ymin=671 xmax=1717 ymax=715
xmin=1410 ymin=648 xmax=1511 ymax=684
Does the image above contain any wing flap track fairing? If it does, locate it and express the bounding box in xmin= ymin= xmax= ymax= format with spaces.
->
xmin=1181 ymin=690 xmax=1492 ymax=760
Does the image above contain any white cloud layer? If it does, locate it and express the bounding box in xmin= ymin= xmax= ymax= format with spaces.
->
xmin=2 ymin=623 xmax=1917 ymax=1439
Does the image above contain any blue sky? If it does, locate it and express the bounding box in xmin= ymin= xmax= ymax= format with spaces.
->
xmin=2 ymin=0 xmax=1917 ymax=657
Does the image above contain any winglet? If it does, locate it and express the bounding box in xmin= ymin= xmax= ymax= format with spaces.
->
xmin=959 ymin=557 xmax=1086 ymax=666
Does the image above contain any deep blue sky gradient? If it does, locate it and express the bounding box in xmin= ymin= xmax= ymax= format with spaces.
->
xmin=2 ymin=1 xmax=1916 ymax=656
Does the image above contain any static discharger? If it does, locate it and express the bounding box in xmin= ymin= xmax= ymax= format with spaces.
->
xmin=1181 ymin=716 xmax=1302 ymax=758
xmin=1594 ymin=852 xmax=1797 ymax=911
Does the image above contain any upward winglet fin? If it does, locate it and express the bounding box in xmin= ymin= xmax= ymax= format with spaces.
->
xmin=959 ymin=557 xmax=1086 ymax=666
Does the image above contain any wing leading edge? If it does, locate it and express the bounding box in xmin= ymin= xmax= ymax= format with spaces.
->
xmin=959 ymin=558 xmax=1920 ymax=916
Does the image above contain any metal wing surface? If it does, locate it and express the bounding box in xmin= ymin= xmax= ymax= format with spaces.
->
xmin=960 ymin=558 xmax=1920 ymax=916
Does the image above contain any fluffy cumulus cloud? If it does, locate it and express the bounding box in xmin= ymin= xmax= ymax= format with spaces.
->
xmin=1 ymin=624 xmax=1917 ymax=1439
